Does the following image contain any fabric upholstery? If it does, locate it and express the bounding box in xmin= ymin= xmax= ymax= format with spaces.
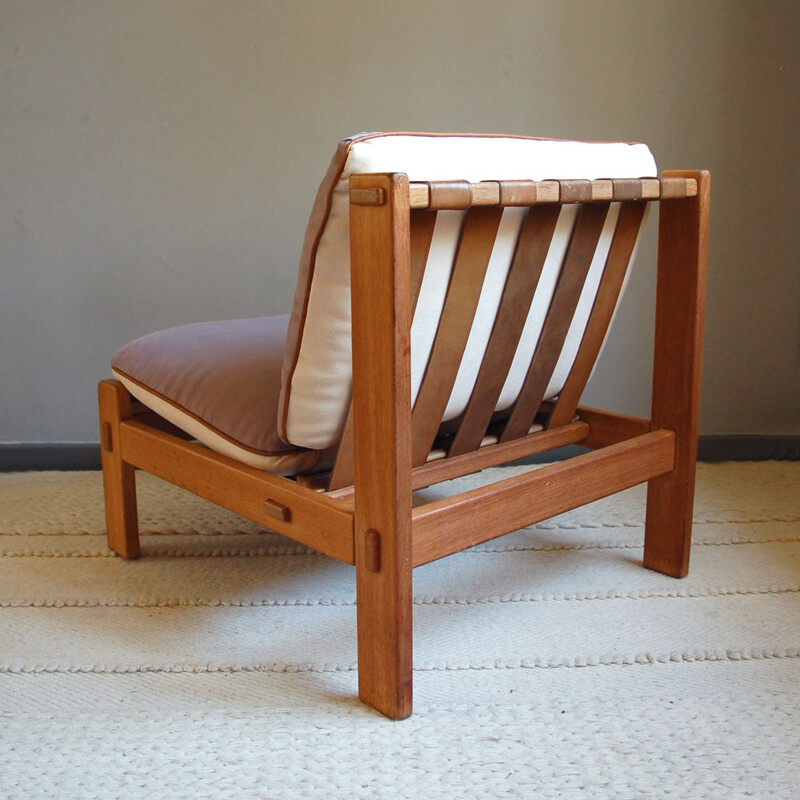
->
xmin=111 ymin=132 xmax=657 ymax=474
xmin=279 ymin=132 xmax=657 ymax=450
xmin=111 ymin=315 xmax=333 ymax=475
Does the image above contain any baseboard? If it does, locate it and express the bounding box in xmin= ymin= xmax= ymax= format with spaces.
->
xmin=0 ymin=443 xmax=102 ymax=472
xmin=695 ymin=434 xmax=800 ymax=462
xmin=0 ymin=435 xmax=798 ymax=472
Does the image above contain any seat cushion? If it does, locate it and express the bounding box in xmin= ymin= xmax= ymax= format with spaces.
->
xmin=279 ymin=132 xmax=658 ymax=450
xmin=111 ymin=315 xmax=333 ymax=475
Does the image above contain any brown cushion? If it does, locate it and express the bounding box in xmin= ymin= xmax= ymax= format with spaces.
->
xmin=111 ymin=315 xmax=333 ymax=475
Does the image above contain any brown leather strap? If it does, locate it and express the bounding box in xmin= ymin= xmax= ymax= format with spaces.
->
xmin=448 ymin=205 xmax=562 ymax=456
xmin=427 ymin=180 xmax=473 ymax=209
xmin=411 ymin=207 xmax=504 ymax=465
xmin=497 ymin=180 xmax=538 ymax=206
xmin=610 ymin=179 xmax=645 ymax=201
xmin=549 ymin=201 xmax=648 ymax=429
xmin=501 ymin=203 xmax=611 ymax=442
xmin=559 ymin=180 xmax=594 ymax=203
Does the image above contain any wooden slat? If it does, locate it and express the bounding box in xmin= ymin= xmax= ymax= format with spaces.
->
xmin=98 ymin=379 xmax=140 ymax=559
xmin=501 ymin=202 xmax=611 ymax=441
xmin=119 ymin=420 xmax=355 ymax=564
xmin=408 ymin=177 xmax=696 ymax=209
xmin=328 ymin=208 xmax=438 ymax=491
xmin=448 ymin=205 xmax=562 ymax=456
xmin=412 ymin=429 xmax=675 ymax=567
xmin=659 ymin=176 xmax=692 ymax=199
xmin=413 ymin=420 xmax=588 ymax=489
xmin=591 ymin=180 xmax=614 ymax=201
xmin=408 ymin=210 xmax=440 ymax=317
xmin=548 ymin=201 xmax=648 ymax=429
xmin=328 ymin=419 xmax=590 ymax=501
xmin=349 ymin=172 xmax=415 ymax=720
xmin=410 ymin=207 xmax=505 ymax=466
xmin=644 ymin=170 xmax=710 ymax=578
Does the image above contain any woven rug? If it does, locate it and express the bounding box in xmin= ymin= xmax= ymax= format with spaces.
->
xmin=1 ymin=462 xmax=798 ymax=798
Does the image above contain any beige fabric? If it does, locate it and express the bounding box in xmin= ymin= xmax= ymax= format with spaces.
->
xmin=279 ymin=132 xmax=657 ymax=450
xmin=111 ymin=316 xmax=332 ymax=475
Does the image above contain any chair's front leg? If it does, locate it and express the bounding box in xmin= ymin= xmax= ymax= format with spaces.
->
xmin=98 ymin=379 xmax=140 ymax=559
xmin=644 ymin=171 xmax=710 ymax=578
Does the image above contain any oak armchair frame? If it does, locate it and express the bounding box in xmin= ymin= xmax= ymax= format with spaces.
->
xmin=99 ymin=169 xmax=709 ymax=719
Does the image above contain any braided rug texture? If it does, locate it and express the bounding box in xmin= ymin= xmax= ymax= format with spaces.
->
xmin=1 ymin=462 xmax=798 ymax=798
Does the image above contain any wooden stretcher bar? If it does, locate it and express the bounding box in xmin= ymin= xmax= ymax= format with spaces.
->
xmin=407 ymin=176 xmax=697 ymax=210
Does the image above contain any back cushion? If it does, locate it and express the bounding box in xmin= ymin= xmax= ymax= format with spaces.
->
xmin=279 ymin=132 xmax=657 ymax=450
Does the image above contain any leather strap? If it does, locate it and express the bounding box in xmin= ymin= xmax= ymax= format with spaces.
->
xmin=426 ymin=180 xmax=473 ymax=209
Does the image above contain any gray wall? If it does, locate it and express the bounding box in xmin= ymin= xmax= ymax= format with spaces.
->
xmin=2 ymin=0 xmax=798 ymax=445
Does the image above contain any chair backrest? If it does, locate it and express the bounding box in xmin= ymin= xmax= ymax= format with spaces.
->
xmin=279 ymin=133 xmax=657 ymax=454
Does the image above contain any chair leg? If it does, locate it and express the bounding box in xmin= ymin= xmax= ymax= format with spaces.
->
xmin=98 ymin=379 xmax=140 ymax=559
xmin=348 ymin=173 xmax=415 ymax=718
xmin=355 ymin=528 xmax=413 ymax=720
xmin=644 ymin=466 xmax=696 ymax=578
xmin=643 ymin=170 xmax=709 ymax=578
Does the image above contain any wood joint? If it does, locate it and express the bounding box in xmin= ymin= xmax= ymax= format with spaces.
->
xmin=365 ymin=529 xmax=381 ymax=572
xmin=263 ymin=499 xmax=291 ymax=523
xmin=101 ymin=422 xmax=114 ymax=452
xmin=350 ymin=187 xmax=386 ymax=206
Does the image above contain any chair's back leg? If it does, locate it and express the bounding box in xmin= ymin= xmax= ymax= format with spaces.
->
xmin=644 ymin=171 xmax=710 ymax=577
xmin=98 ymin=379 xmax=140 ymax=559
xmin=350 ymin=173 xmax=414 ymax=719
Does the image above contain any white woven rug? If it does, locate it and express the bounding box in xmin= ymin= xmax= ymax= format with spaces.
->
xmin=1 ymin=462 xmax=798 ymax=798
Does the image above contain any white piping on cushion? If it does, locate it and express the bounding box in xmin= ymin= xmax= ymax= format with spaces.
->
xmin=113 ymin=371 xmax=333 ymax=476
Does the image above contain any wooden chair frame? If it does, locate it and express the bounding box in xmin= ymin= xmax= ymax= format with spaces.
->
xmin=98 ymin=169 xmax=709 ymax=719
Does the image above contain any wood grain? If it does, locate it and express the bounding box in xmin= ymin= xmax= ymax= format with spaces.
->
xmin=575 ymin=405 xmax=651 ymax=449
xmin=502 ymin=203 xmax=610 ymax=441
xmin=349 ymin=173 xmax=415 ymax=719
xmin=327 ymin=420 xmax=590 ymax=502
xmin=548 ymin=201 xmax=648 ymax=429
xmin=448 ymin=205 xmax=561 ymax=456
xmin=412 ymin=430 xmax=675 ymax=566
xmin=119 ymin=420 xmax=355 ymax=563
xmin=98 ymin=380 xmax=140 ymax=559
xmin=410 ymin=207 xmax=504 ymax=465
xmin=644 ymin=170 xmax=710 ymax=578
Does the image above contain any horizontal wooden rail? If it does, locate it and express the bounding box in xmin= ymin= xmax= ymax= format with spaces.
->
xmin=407 ymin=177 xmax=697 ymax=210
xmin=411 ymin=429 xmax=675 ymax=566
xmin=119 ymin=421 xmax=355 ymax=564
xmin=327 ymin=420 xmax=590 ymax=500
xmin=415 ymin=420 xmax=589 ymax=489
xmin=574 ymin=406 xmax=651 ymax=449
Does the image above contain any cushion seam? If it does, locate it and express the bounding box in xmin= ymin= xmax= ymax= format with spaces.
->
xmin=278 ymin=134 xmax=374 ymax=441
xmin=112 ymin=368 xmax=311 ymax=458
